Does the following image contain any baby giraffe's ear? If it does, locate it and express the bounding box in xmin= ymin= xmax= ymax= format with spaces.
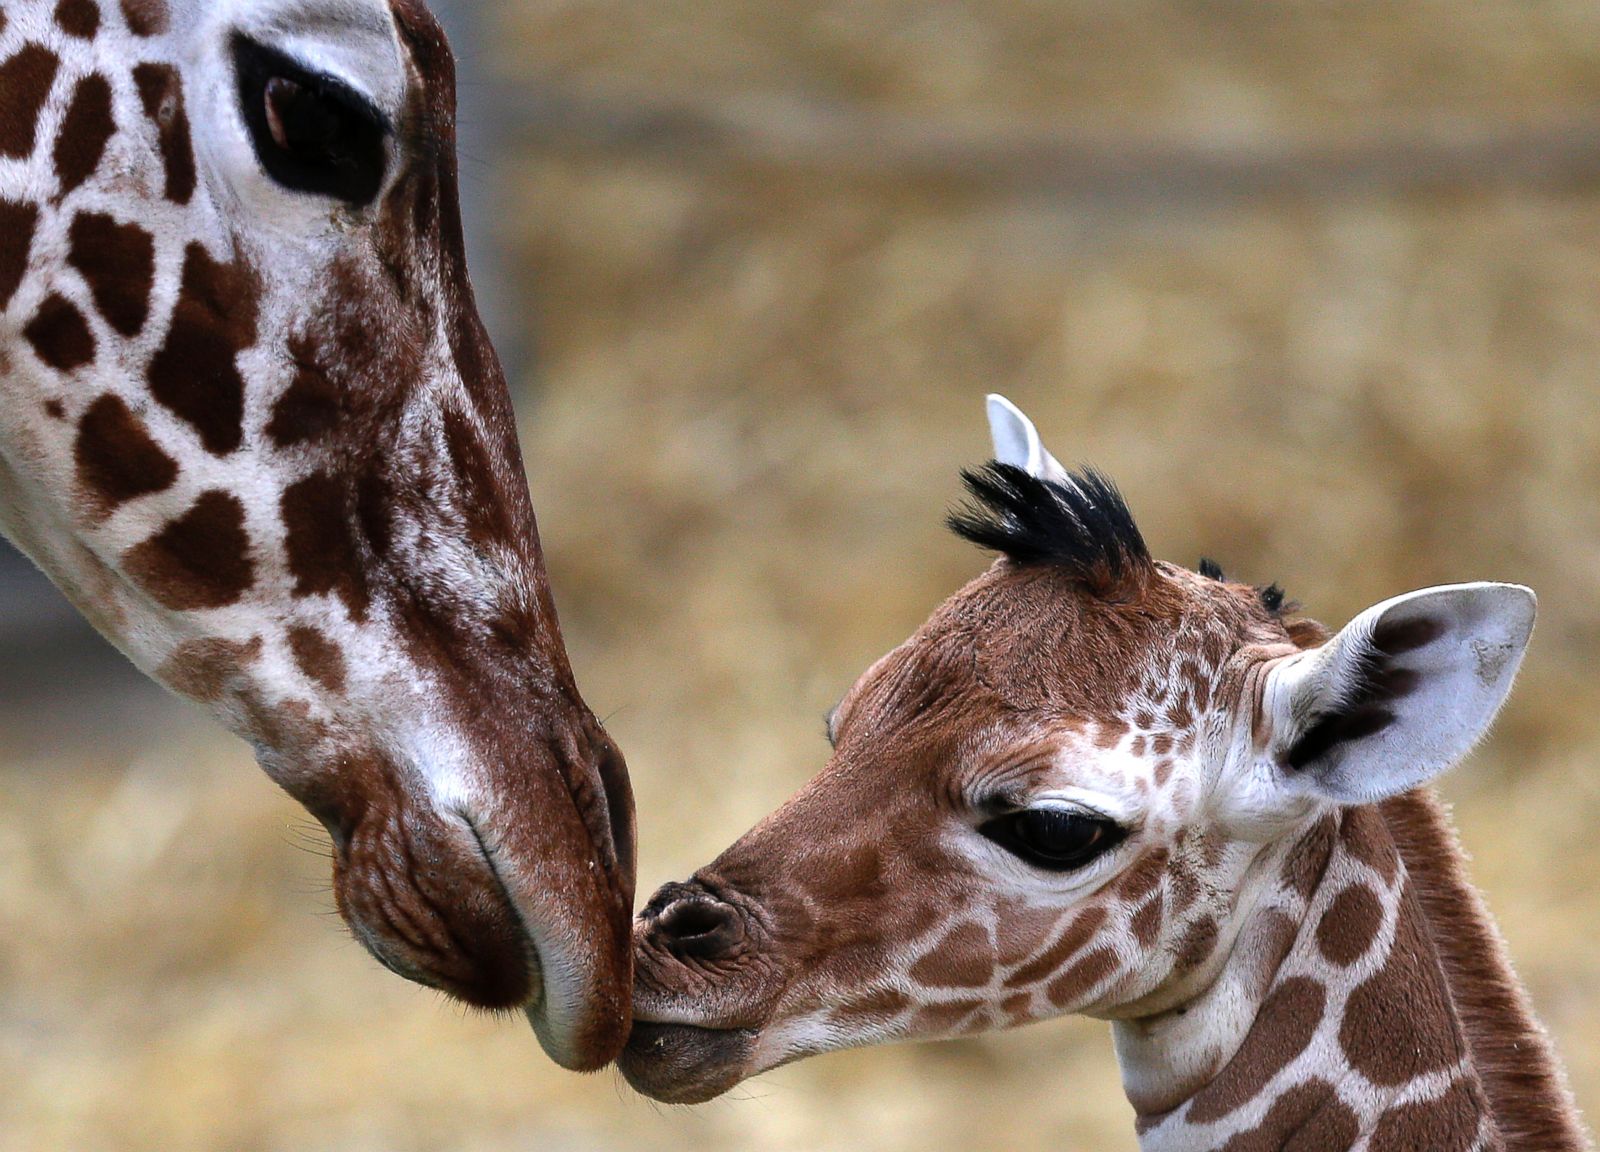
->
xmin=1260 ymin=583 xmax=1536 ymax=805
xmin=986 ymin=394 xmax=1070 ymax=484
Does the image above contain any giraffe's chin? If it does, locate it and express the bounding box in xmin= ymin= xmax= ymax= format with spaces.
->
xmin=618 ymin=1022 xmax=758 ymax=1104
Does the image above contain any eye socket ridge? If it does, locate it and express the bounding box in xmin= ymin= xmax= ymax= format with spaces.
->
xmin=978 ymin=805 xmax=1126 ymax=872
xmin=232 ymin=33 xmax=391 ymax=207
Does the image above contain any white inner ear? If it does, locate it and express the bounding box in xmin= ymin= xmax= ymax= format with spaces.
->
xmin=986 ymin=394 xmax=1069 ymax=483
xmin=1260 ymin=582 xmax=1536 ymax=806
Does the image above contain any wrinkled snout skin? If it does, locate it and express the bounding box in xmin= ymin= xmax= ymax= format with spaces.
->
xmin=621 ymin=753 xmax=968 ymax=1101
xmin=297 ymin=707 xmax=638 ymax=1070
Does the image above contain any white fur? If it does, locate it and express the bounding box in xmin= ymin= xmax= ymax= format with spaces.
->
xmin=985 ymin=393 xmax=1070 ymax=484
xmin=1258 ymin=582 xmax=1535 ymax=806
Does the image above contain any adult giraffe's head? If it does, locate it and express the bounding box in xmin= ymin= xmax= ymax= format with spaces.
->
xmin=0 ymin=0 xmax=634 ymax=1067
xmin=622 ymin=396 xmax=1539 ymax=1111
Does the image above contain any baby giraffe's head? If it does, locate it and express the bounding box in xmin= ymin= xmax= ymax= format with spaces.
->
xmin=620 ymin=396 xmax=1534 ymax=1106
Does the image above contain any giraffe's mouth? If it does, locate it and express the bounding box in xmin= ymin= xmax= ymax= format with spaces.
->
xmin=619 ymin=1021 xmax=759 ymax=1104
xmin=325 ymin=747 xmax=635 ymax=1071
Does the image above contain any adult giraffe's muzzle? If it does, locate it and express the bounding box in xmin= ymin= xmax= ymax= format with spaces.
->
xmin=305 ymin=715 xmax=637 ymax=1070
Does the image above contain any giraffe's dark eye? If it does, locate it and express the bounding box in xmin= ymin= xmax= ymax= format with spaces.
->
xmin=232 ymin=35 xmax=389 ymax=207
xmin=979 ymin=807 xmax=1125 ymax=872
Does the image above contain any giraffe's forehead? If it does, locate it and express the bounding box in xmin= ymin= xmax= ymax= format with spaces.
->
xmin=843 ymin=559 xmax=1274 ymax=742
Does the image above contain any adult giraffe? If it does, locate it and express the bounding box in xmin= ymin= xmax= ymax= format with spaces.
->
xmin=0 ymin=0 xmax=635 ymax=1068
xmin=622 ymin=397 xmax=1589 ymax=1146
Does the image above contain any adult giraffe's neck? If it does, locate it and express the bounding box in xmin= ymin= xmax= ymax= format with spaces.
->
xmin=1118 ymin=791 xmax=1586 ymax=1151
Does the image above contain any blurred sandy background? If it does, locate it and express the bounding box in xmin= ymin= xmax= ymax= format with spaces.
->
xmin=5 ymin=2 xmax=1600 ymax=1149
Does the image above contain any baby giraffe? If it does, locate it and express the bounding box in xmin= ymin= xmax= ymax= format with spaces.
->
xmin=621 ymin=396 xmax=1589 ymax=1150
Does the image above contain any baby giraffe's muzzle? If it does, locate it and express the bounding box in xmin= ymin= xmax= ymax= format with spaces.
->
xmin=620 ymin=879 xmax=776 ymax=1102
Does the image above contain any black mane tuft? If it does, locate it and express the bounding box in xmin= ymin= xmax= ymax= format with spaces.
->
xmin=947 ymin=462 xmax=1152 ymax=590
xmin=1259 ymin=583 xmax=1287 ymax=614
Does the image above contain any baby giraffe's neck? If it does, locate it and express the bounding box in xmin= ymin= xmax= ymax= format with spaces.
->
xmin=1116 ymin=790 xmax=1587 ymax=1152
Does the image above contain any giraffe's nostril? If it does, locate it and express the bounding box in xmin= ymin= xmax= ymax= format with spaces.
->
xmin=654 ymin=898 xmax=744 ymax=958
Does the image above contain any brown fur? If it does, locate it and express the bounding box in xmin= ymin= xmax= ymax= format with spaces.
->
xmin=117 ymin=0 xmax=166 ymax=36
xmin=147 ymin=242 xmax=258 ymax=454
xmin=74 ymin=392 xmax=178 ymax=514
xmin=123 ymin=489 xmax=255 ymax=609
xmin=53 ymin=0 xmax=100 ymax=38
xmin=24 ymin=293 xmax=95 ymax=371
xmin=0 ymin=0 xmax=653 ymax=1067
xmin=1218 ymin=1080 xmax=1359 ymax=1152
xmin=159 ymin=635 xmax=263 ymax=703
xmin=281 ymin=471 xmax=370 ymax=619
xmin=0 ymin=44 xmax=60 ymax=158
xmin=0 ymin=199 xmax=38 ymax=310
xmin=67 ymin=212 xmax=155 ymax=337
xmin=1382 ymin=789 xmax=1589 ymax=1151
xmin=1187 ymin=977 xmax=1326 ymax=1124
xmin=53 ymin=72 xmax=114 ymax=196
xmin=131 ymin=63 xmax=195 ymax=205
xmin=287 ymin=625 xmax=347 ymax=695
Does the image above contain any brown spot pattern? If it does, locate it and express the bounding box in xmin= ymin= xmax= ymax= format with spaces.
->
xmin=67 ymin=212 xmax=155 ymax=336
xmin=0 ymin=199 xmax=38 ymax=311
xmin=119 ymin=0 xmax=167 ymax=36
xmin=1169 ymin=863 xmax=1201 ymax=915
xmin=1045 ymin=945 xmax=1120 ymax=1007
xmin=1341 ymin=805 xmax=1400 ymax=884
xmin=994 ymin=900 xmax=1070 ymax=967
xmin=1187 ymin=976 xmax=1326 ymax=1124
xmin=1315 ymin=884 xmax=1384 ymax=967
xmin=281 ymin=472 xmax=369 ymax=618
xmin=132 ymin=63 xmax=195 ymax=204
xmin=1370 ymin=1078 xmax=1485 ymax=1152
xmin=908 ymin=922 xmax=993 ymax=988
xmin=55 ymin=0 xmax=102 ymax=38
xmin=1173 ymin=914 xmax=1220 ymax=973
xmin=267 ymin=336 xmax=342 ymax=447
xmin=241 ymin=692 xmax=323 ymax=751
xmin=1340 ymin=885 xmax=1464 ymax=1086
xmin=0 ymin=44 xmax=61 ymax=158
xmin=147 ymin=243 xmax=257 ymax=455
xmin=1118 ymin=846 xmax=1170 ymax=902
xmin=1248 ymin=909 xmax=1301 ymax=997
xmin=288 ymin=625 xmax=347 ymax=695
xmin=911 ymin=999 xmax=987 ymax=1033
xmin=123 ymin=490 xmax=255 ymax=610
xmin=1217 ymin=1079 xmax=1360 ymax=1152
xmin=1283 ymin=814 xmax=1338 ymax=899
xmin=1131 ymin=895 xmax=1163 ymax=946
xmin=74 ymin=393 xmax=177 ymax=512
xmin=159 ymin=635 xmax=262 ymax=702
xmin=831 ymin=986 xmax=910 ymax=1026
xmin=53 ymin=73 xmax=114 ymax=196
xmin=24 ymin=293 xmax=94 ymax=371
xmin=1004 ymin=906 xmax=1107 ymax=988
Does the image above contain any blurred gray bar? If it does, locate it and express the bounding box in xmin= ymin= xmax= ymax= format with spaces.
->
xmin=499 ymin=85 xmax=1600 ymax=204
xmin=431 ymin=0 xmax=528 ymax=379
